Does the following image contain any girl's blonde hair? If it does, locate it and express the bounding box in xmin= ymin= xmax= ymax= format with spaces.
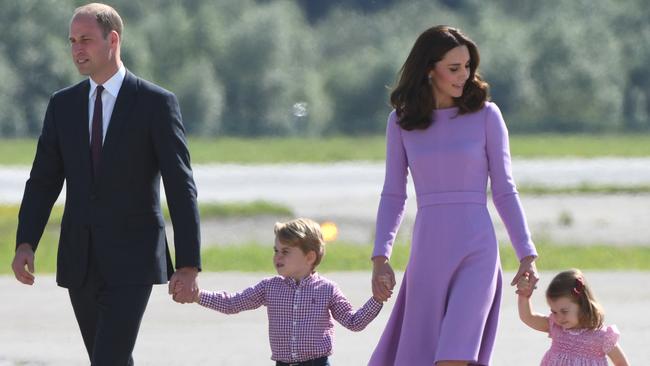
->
xmin=546 ymin=269 xmax=604 ymax=330
xmin=274 ymin=218 xmax=325 ymax=268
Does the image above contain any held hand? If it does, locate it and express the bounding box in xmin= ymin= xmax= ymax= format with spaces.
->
xmin=168 ymin=267 xmax=199 ymax=304
xmin=12 ymin=243 xmax=35 ymax=285
xmin=171 ymin=282 xmax=201 ymax=303
xmin=511 ymin=255 xmax=539 ymax=296
xmin=372 ymin=256 xmax=396 ymax=302
xmin=516 ymin=274 xmax=535 ymax=298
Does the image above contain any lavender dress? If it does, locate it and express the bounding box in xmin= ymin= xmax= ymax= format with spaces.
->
xmin=369 ymin=102 xmax=537 ymax=366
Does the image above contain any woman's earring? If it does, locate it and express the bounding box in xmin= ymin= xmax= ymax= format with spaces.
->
xmin=427 ymin=74 xmax=433 ymax=85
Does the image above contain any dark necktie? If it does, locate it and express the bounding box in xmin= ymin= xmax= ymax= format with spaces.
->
xmin=90 ymin=85 xmax=104 ymax=177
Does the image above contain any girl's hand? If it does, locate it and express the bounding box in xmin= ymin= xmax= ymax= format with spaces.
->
xmin=511 ymin=255 xmax=539 ymax=295
xmin=372 ymin=256 xmax=395 ymax=302
xmin=516 ymin=274 xmax=534 ymax=298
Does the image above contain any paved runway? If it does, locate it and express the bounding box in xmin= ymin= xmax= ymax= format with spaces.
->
xmin=1 ymin=271 xmax=648 ymax=365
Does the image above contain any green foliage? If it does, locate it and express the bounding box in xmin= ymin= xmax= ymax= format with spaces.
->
xmin=1 ymin=0 xmax=650 ymax=137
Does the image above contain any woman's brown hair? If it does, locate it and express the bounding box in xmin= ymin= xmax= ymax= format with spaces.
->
xmin=390 ymin=25 xmax=489 ymax=130
xmin=546 ymin=269 xmax=605 ymax=330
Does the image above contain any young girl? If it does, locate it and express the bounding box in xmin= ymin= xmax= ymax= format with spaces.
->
xmin=517 ymin=268 xmax=629 ymax=365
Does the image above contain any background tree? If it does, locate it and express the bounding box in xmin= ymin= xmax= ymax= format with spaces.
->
xmin=0 ymin=0 xmax=648 ymax=137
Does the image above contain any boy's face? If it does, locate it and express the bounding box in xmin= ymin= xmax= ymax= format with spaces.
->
xmin=273 ymin=239 xmax=315 ymax=281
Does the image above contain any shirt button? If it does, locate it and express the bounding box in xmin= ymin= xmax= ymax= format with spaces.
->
xmin=293 ymin=305 xmax=297 ymax=309
xmin=293 ymin=321 xmax=296 ymax=326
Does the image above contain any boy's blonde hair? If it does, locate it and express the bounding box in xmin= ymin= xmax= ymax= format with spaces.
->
xmin=274 ymin=218 xmax=325 ymax=268
xmin=546 ymin=269 xmax=604 ymax=330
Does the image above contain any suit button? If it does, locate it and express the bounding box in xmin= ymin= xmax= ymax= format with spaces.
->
xmin=90 ymin=194 xmax=97 ymax=200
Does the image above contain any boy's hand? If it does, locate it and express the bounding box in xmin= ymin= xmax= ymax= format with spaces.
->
xmin=193 ymin=289 xmax=201 ymax=303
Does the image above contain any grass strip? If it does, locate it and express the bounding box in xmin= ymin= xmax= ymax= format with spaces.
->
xmin=2 ymin=134 xmax=650 ymax=165
xmin=199 ymin=242 xmax=650 ymax=273
xmin=2 ymin=241 xmax=649 ymax=275
xmin=516 ymin=184 xmax=650 ymax=195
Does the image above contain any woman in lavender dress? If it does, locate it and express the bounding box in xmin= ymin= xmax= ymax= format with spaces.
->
xmin=368 ymin=25 xmax=540 ymax=366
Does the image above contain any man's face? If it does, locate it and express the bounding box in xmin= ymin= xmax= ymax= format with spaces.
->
xmin=69 ymin=14 xmax=117 ymax=84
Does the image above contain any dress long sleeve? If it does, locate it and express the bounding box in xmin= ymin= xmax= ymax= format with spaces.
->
xmin=373 ymin=111 xmax=408 ymax=259
xmin=485 ymin=104 xmax=537 ymax=260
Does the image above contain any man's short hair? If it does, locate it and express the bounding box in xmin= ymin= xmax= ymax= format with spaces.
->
xmin=73 ymin=3 xmax=123 ymax=39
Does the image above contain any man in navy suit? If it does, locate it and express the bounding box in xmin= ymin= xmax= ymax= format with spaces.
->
xmin=11 ymin=3 xmax=201 ymax=365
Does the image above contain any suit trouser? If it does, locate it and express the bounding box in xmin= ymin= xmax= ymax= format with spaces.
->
xmin=68 ymin=244 xmax=152 ymax=366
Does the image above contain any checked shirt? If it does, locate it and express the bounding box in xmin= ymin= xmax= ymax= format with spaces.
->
xmin=198 ymin=272 xmax=383 ymax=363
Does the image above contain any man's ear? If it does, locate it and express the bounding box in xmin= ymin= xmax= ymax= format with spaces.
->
xmin=110 ymin=30 xmax=120 ymax=47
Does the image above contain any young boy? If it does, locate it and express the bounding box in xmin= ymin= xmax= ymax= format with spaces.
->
xmin=192 ymin=218 xmax=384 ymax=366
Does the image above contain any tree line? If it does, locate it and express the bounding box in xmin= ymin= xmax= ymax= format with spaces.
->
xmin=1 ymin=0 xmax=648 ymax=137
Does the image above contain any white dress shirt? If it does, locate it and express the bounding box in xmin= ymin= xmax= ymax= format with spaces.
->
xmin=88 ymin=64 xmax=126 ymax=144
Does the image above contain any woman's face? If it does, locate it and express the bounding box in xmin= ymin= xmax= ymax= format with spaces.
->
xmin=429 ymin=45 xmax=471 ymax=108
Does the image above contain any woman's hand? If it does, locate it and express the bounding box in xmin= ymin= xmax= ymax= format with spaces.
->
xmin=511 ymin=255 xmax=539 ymax=296
xmin=372 ymin=256 xmax=396 ymax=302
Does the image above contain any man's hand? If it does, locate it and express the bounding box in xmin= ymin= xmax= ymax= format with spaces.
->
xmin=168 ymin=267 xmax=199 ymax=304
xmin=12 ymin=243 xmax=35 ymax=285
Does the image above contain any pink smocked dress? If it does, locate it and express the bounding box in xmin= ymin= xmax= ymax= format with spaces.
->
xmin=369 ymin=103 xmax=537 ymax=365
xmin=541 ymin=315 xmax=620 ymax=366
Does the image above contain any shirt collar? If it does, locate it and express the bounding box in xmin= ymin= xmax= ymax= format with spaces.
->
xmin=89 ymin=63 xmax=126 ymax=99
xmin=283 ymin=272 xmax=318 ymax=287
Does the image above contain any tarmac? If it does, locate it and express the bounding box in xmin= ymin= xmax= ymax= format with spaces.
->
xmin=0 ymin=271 xmax=648 ymax=365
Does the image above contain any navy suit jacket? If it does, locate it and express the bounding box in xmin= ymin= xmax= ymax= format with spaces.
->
xmin=17 ymin=70 xmax=201 ymax=288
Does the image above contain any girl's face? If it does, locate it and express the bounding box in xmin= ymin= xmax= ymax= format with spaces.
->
xmin=429 ymin=45 xmax=471 ymax=109
xmin=273 ymin=239 xmax=315 ymax=282
xmin=548 ymin=296 xmax=581 ymax=329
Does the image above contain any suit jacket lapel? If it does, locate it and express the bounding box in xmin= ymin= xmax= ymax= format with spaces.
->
xmin=76 ymin=80 xmax=92 ymax=181
xmin=96 ymin=71 xmax=137 ymax=180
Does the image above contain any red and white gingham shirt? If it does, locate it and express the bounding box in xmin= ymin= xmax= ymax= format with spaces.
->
xmin=198 ymin=272 xmax=383 ymax=363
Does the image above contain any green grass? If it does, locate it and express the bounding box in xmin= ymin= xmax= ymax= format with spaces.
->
xmin=517 ymin=184 xmax=650 ymax=195
xmin=4 ymin=234 xmax=649 ymax=275
xmin=2 ymin=134 xmax=650 ymax=165
xmin=509 ymin=134 xmax=650 ymax=158
xmin=188 ymin=137 xmax=387 ymax=163
xmin=200 ymin=242 xmax=650 ymax=273
xmin=0 ymin=138 xmax=37 ymax=165
xmin=0 ymin=201 xmax=293 ymax=275
xmin=165 ymin=200 xmax=292 ymax=220
xmin=0 ymin=201 xmax=292 ymax=224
